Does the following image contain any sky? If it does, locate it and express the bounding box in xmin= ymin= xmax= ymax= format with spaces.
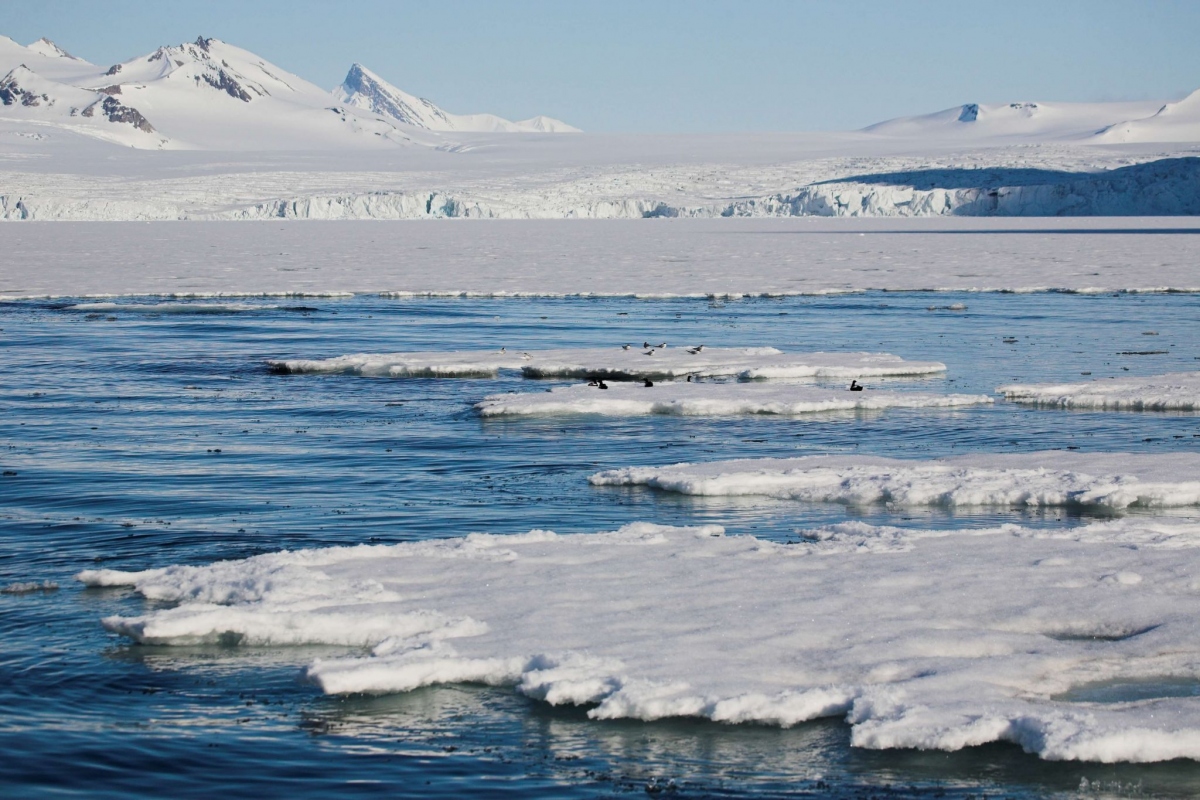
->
xmin=5 ymin=0 xmax=1199 ymax=133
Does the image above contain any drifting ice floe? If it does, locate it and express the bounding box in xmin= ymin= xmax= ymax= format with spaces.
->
xmin=476 ymin=382 xmax=991 ymax=417
xmin=80 ymin=518 xmax=1200 ymax=762
xmin=999 ymin=371 xmax=1200 ymax=411
xmin=589 ymin=452 xmax=1200 ymax=509
xmin=268 ymin=347 xmax=946 ymax=380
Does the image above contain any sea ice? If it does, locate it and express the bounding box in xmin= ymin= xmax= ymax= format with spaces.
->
xmin=998 ymin=371 xmax=1200 ymax=411
xmin=476 ymin=382 xmax=990 ymax=417
xmin=268 ymin=347 xmax=946 ymax=381
xmin=589 ymin=452 xmax=1200 ymax=509
xmin=80 ymin=518 xmax=1200 ymax=762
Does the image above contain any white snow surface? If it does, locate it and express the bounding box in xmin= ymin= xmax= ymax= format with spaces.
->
xmin=589 ymin=452 xmax=1200 ymax=510
xmin=3 ymin=218 xmax=1199 ymax=299
xmin=476 ymin=382 xmax=990 ymax=417
xmin=78 ymin=518 xmax=1200 ymax=762
xmin=1097 ymin=90 xmax=1200 ymax=145
xmin=269 ymin=348 xmax=946 ymax=381
xmin=999 ymin=372 xmax=1200 ymax=411
xmin=863 ymin=100 xmax=1166 ymax=142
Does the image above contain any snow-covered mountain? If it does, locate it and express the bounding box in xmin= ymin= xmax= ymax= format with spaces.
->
xmin=336 ymin=63 xmax=578 ymax=133
xmin=0 ymin=33 xmax=576 ymax=149
xmin=863 ymin=99 xmax=1167 ymax=142
xmin=1095 ymin=89 xmax=1200 ymax=143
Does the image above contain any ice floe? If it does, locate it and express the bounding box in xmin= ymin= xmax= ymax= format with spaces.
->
xmin=80 ymin=518 xmax=1200 ymax=762
xmin=998 ymin=371 xmax=1200 ymax=411
xmin=476 ymin=382 xmax=990 ymax=417
xmin=589 ymin=452 xmax=1200 ymax=509
xmin=268 ymin=347 xmax=946 ymax=381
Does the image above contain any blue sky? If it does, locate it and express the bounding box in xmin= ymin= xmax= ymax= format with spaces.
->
xmin=6 ymin=0 xmax=1199 ymax=132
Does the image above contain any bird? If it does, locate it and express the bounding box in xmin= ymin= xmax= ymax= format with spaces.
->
xmin=521 ymin=352 xmax=532 ymax=361
xmin=687 ymin=345 xmax=704 ymax=354
xmin=622 ymin=344 xmax=631 ymax=350
xmin=499 ymin=347 xmax=506 ymax=354
xmin=656 ymin=342 xmax=667 ymax=348
xmin=643 ymin=350 xmax=654 ymax=356
xmin=643 ymin=341 xmax=651 ymax=348
xmin=849 ymin=380 xmax=863 ymax=391
xmin=598 ymin=380 xmax=609 ymax=390
xmin=644 ymin=379 xmax=654 ymax=387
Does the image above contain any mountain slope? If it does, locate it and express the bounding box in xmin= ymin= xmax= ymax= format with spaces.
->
xmin=1095 ymin=89 xmax=1200 ymax=143
xmin=336 ymin=63 xmax=579 ymax=133
xmin=0 ymin=34 xmax=576 ymax=149
xmin=864 ymin=99 xmax=1167 ymax=142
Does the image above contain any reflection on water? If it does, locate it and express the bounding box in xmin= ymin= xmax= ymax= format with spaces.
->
xmin=3 ymin=291 xmax=1200 ymax=797
xmin=1059 ymin=678 xmax=1200 ymax=705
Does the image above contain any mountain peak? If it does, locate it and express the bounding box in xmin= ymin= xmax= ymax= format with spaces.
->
xmin=27 ymin=37 xmax=83 ymax=61
xmin=338 ymin=62 xmax=577 ymax=133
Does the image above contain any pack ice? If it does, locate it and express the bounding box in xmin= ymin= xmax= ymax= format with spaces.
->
xmin=268 ymin=347 xmax=946 ymax=381
xmin=476 ymin=382 xmax=990 ymax=417
xmin=590 ymin=452 xmax=1200 ymax=509
xmin=80 ymin=518 xmax=1200 ymax=762
xmin=999 ymin=371 xmax=1200 ymax=411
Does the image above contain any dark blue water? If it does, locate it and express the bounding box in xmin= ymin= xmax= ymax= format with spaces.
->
xmin=2 ymin=292 xmax=1199 ymax=798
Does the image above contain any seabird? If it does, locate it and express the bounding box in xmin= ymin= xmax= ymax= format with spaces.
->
xmin=643 ymin=342 xmax=651 ymax=348
xmin=656 ymin=342 xmax=667 ymax=348
xmin=687 ymin=345 xmax=704 ymax=354
xmin=644 ymin=379 xmax=653 ymax=387
xmin=643 ymin=349 xmax=654 ymax=356
xmin=622 ymin=344 xmax=631 ymax=350
xmin=499 ymin=347 xmax=506 ymax=354
xmin=849 ymin=380 xmax=864 ymax=391
xmin=598 ymin=380 xmax=609 ymax=390
xmin=521 ymin=352 xmax=532 ymax=361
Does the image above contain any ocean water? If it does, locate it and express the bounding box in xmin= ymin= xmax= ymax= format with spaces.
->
xmin=2 ymin=291 xmax=1199 ymax=798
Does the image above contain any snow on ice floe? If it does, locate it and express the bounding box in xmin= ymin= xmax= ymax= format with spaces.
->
xmin=589 ymin=452 xmax=1200 ymax=510
xmin=999 ymin=372 xmax=1200 ymax=411
xmin=79 ymin=518 xmax=1200 ymax=762
xmin=268 ymin=347 xmax=946 ymax=381
xmin=476 ymin=382 xmax=990 ymax=417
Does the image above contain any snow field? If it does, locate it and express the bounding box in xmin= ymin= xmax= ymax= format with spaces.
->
xmin=999 ymin=371 xmax=1200 ymax=411
xmin=589 ymin=453 xmax=1200 ymax=510
xmin=5 ymin=218 xmax=1199 ymax=299
xmin=476 ymin=382 xmax=991 ymax=417
xmin=78 ymin=518 xmax=1200 ymax=762
xmin=268 ymin=348 xmax=946 ymax=381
